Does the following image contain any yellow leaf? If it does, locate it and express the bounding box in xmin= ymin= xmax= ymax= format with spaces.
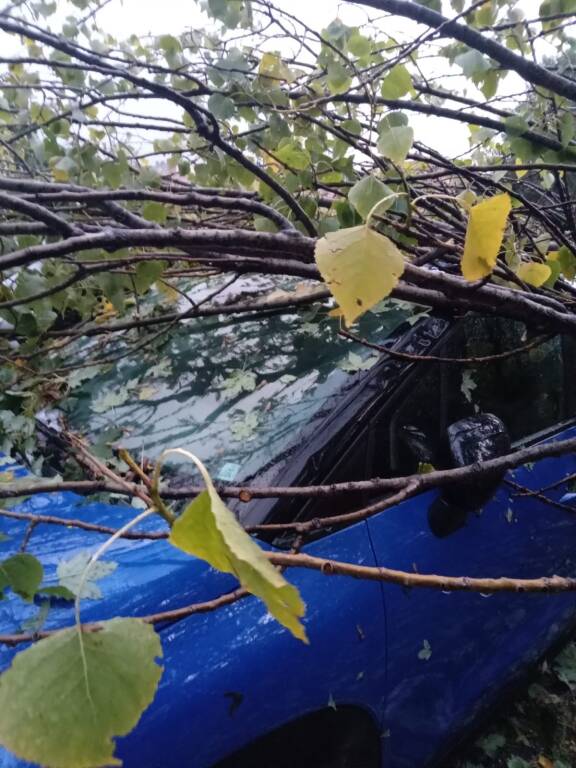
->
xmin=516 ymin=261 xmax=552 ymax=287
xmin=258 ymin=52 xmax=295 ymax=83
xmin=462 ymin=193 xmax=511 ymax=281
xmin=538 ymin=757 xmax=554 ymax=768
xmin=315 ymin=225 xmax=405 ymax=326
xmin=157 ymin=279 xmax=179 ymax=302
xmin=138 ymin=385 xmax=158 ymax=400
xmin=516 ymin=158 xmax=528 ymax=178
xmin=167 ymin=451 xmax=307 ymax=643
xmin=94 ymin=299 xmax=116 ymax=324
xmin=457 ymin=189 xmax=477 ymax=211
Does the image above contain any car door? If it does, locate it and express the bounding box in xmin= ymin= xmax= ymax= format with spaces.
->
xmin=365 ymin=315 xmax=576 ymax=768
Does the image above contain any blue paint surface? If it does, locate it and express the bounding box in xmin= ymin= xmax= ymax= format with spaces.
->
xmin=1 ymin=428 xmax=576 ymax=767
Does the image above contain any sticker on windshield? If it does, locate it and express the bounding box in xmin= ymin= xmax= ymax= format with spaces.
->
xmin=217 ymin=462 xmax=241 ymax=482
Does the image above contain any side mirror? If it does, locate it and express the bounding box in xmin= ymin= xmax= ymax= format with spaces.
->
xmin=429 ymin=414 xmax=511 ymax=537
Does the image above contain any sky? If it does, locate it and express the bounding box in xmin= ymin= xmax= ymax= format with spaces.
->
xmin=91 ymin=0 xmax=550 ymax=157
xmin=95 ymin=0 xmax=472 ymax=155
xmin=0 ymin=0 xmax=558 ymax=157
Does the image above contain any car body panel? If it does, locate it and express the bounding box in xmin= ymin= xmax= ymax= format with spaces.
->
xmin=368 ymin=425 xmax=576 ymax=768
xmin=0 ymin=468 xmax=387 ymax=768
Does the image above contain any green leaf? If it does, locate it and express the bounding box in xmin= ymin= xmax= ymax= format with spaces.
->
xmin=315 ymin=225 xmax=405 ymax=325
xmin=504 ymin=114 xmax=529 ymax=137
xmin=141 ymin=201 xmax=168 ymax=224
xmin=380 ymin=65 xmax=414 ymax=99
xmin=549 ymin=246 xmax=576 ymax=281
xmin=57 ymin=551 xmax=117 ymax=600
xmin=560 ymin=112 xmax=575 ymax=148
xmin=51 ymin=156 xmax=77 ymax=182
xmin=326 ymin=60 xmax=352 ymax=95
xmin=347 ymin=30 xmax=371 ymax=57
xmin=379 ymin=111 xmax=409 ymax=129
xmin=37 ymin=585 xmax=76 ymax=601
xmin=101 ymin=162 xmax=123 ymax=189
xmin=168 ymin=458 xmax=307 ymax=642
xmin=479 ymin=69 xmax=499 ymax=99
xmin=0 ymin=554 xmax=43 ymax=601
xmin=461 ymin=193 xmax=511 ymax=280
xmin=377 ymin=124 xmax=414 ymax=164
xmin=0 ymin=618 xmax=163 ymax=768
xmin=157 ymin=34 xmax=181 ymax=58
xmin=134 ymin=260 xmax=165 ymax=294
xmin=455 ymin=49 xmax=491 ymax=77
xmin=479 ymin=732 xmax=506 ymax=757
xmin=275 ymin=142 xmax=311 ymax=171
xmin=516 ymin=261 xmax=551 ymax=287
xmin=207 ymin=93 xmax=236 ymax=120
xmin=348 ymin=176 xmax=394 ymax=220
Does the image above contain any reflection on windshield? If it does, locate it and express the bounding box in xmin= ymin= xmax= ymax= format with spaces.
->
xmin=63 ymin=297 xmax=421 ymax=484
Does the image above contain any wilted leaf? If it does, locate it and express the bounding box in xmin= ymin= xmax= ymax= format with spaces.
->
xmin=461 ymin=193 xmax=511 ymax=280
xmin=220 ymin=370 xmax=257 ymax=398
xmin=91 ymin=386 xmax=130 ymax=414
xmin=348 ymin=176 xmax=393 ymax=220
xmin=168 ymin=456 xmax=307 ymax=642
xmin=516 ymin=261 xmax=551 ymax=287
xmin=537 ymin=756 xmax=554 ymax=768
xmin=0 ymin=553 xmax=43 ymax=601
xmin=339 ymin=351 xmax=379 ymax=373
xmin=57 ymin=551 xmax=117 ymax=600
xmin=315 ymin=225 xmax=405 ymax=326
xmin=230 ymin=411 xmax=259 ymax=440
xmin=418 ymin=639 xmax=432 ymax=661
xmin=0 ymin=619 xmax=163 ymax=768
xmin=138 ymin=384 xmax=159 ymax=401
xmin=461 ymin=370 xmax=477 ymax=403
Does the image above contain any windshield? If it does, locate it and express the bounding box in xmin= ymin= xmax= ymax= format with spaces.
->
xmin=61 ymin=293 xmax=421 ymax=486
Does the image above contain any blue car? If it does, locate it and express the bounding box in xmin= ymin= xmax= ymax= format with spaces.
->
xmin=1 ymin=299 xmax=576 ymax=768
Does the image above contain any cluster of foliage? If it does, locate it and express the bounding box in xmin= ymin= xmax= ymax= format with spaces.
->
xmin=0 ymin=0 xmax=576 ymax=764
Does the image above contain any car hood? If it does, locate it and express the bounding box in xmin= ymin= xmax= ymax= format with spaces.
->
xmin=0 ymin=478 xmax=238 ymax=665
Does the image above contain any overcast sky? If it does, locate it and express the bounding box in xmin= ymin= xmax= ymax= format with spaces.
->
xmin=1 ymin=0 xmax=553 ymax=156
xmin=91 ymin=0 xmax=548 ymax=157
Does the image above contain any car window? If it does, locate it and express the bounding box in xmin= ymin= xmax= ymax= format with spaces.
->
xmin=381 ymin=316 xmax=576 ymax=478
xmin=60 ymin=290 xmax=418 ymax=488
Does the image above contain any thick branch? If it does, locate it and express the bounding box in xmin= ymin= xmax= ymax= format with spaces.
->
xmin=351 ymin=0 xmax=576 ymax=102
